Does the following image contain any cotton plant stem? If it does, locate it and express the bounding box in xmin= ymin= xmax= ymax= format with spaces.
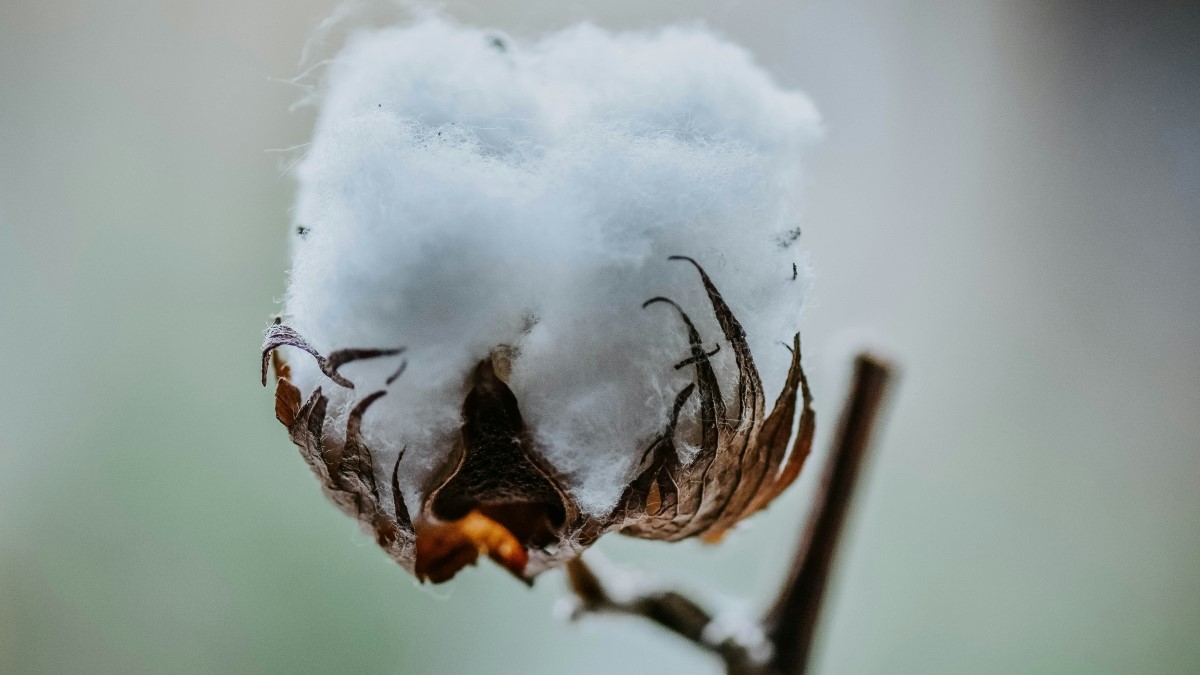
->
xmin=564 ymin=353 xmax=895 ymax=675
xmin=762 ymin=353 xmax=893 ymax=674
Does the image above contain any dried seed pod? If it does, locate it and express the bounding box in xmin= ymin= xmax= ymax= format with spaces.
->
xmin=262 ymin=257 xmax=814 ymax=583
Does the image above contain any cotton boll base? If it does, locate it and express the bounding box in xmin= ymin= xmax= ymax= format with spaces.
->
xmin=282 ymin=18 xmax=820 ymax=520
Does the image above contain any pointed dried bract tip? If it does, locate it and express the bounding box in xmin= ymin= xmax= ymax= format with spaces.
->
xmin=262 ymin=17 xmax=822 ymax=584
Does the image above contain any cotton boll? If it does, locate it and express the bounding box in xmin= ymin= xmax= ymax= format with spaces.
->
xmin=283 ymin=17 xmax=820 ymax=517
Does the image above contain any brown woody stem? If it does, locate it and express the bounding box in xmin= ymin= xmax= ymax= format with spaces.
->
xmin=563 ymin=353 xmax=895 ymax=675
xmin=762 ymin=353 xmax=893 ymax=674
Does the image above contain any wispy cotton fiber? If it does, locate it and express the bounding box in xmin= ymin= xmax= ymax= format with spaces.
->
xmin=283 ymin=18 xmax=821 ymax=517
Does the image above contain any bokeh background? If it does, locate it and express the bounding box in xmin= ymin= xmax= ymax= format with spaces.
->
xmin=2 ymin=1 xmax=1197 ymax=673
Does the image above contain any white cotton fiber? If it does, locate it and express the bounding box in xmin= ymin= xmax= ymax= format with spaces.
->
xmin=283 ymin=18 xmax=820 ymax=516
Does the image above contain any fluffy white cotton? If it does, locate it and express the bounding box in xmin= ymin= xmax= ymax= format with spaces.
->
xmin=283 ymin=18 xmax=820 ymax=516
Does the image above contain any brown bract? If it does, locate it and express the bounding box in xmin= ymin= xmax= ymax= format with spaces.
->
xmin=261 ymin=257 xmax=815 ymax=584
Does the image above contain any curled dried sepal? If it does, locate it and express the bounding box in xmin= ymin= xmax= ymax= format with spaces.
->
xmin=261 ymin=257 xmax=815 ymax=583
xmin=261 ymin=319 xmax=403 ymax=389
xmin=614 ymin=257 xmax=816 ymax=543
xmin=264 ymin=340 xmax=416 ymax=570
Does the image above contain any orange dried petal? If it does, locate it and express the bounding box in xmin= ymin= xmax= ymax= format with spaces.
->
xmin=414 ymin=510 xmax=528 ymax=584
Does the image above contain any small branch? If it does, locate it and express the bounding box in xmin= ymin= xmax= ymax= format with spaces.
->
xmin=564 ymin=555 xmax=771 ymax=673
xmin=763 ymin=353 xmax=894 ymax=674
xmin=562 ymin=353 xmax=895 ymax=675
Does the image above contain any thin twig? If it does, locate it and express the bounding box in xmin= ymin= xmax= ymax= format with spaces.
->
xmin=564 ymin=555 xmax=770 ymax=673
xmin=563 ymin=353 xmax=895 ymax=675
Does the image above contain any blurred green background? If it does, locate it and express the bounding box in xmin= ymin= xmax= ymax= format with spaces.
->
xmin=2 ymin=1 xmax=1198 ymax=673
